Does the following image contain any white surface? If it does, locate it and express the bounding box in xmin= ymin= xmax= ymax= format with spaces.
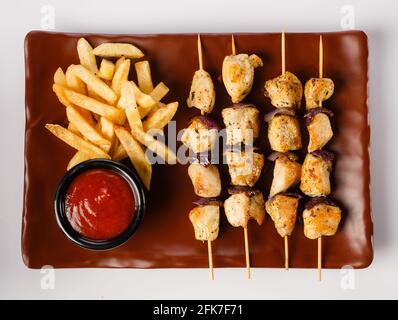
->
xmin=0 ymin=0 xmax=396 ymax=300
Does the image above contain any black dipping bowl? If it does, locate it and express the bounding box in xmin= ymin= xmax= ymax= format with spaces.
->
xmin=54 ymin=159 xmax=146 ymax=250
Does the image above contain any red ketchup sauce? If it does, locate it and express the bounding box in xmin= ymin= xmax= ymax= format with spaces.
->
xmin=65 ymin=169 xmax=135 ymax=240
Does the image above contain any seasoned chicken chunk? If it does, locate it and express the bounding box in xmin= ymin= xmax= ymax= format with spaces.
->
xmin=222 ymin=54 xmax=263 ymax=103
xmin=188 ymin=163 xmax=221 ymax=197
xmin=303 ymin=198 xmax=342 ymax=239
xmin=304 ymin=78 xmax=334 ymax=109
xmin=181 ymin=116 xmax=219 ymax=153
xmin=268 ymin=114 xmax=302 ymax=152
xmin=300 ymin=151 xmax=333 ymax=197
xmin=226 ymin=150 xmax=264 ymax=187
xmin=189 ymin=204 xmax=220 ymax=241
xmin=264 ymin=71 xmax=303 ymax=109
xmin=305 ymin=108 xmax=334 ymax=152
xmin=265 ymin=193 xmax=300 ymax=237
xmin=222 ymin=104 xmax=259 ymax=145
xmin=224 ymin=187 xmax=265 ymax=228
xmin=187 ymin=69 xmax=215 ymax=114
xmin=269 ymin=152 xmax=301 ymax=196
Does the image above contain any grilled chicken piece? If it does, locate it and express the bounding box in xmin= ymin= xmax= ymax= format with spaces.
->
xmin=305 ymin=108 xmax=334 ymax=152
xmin=265 ymin=193 xmax=300 ymax=237
xmin=304 ymin=78 xmax=334 ymax=109
xmin=269 ymin=152 xmax=301 ymax=196
xmin=189 ymin=204 xmax=220 ymax=241
xmin=187 ymin=69 xmax=216 ymax=114
xmin=181 ymin=116 xmax=219 ymax=153
xmin=264 ymin=71 xmax=303 ymax=109
xmin=224 ymin=187 xmax=265 ymax=228
xmin=222 ymin=54 xmax=263 ymax=103
xmin=268 ymin=114 xmax=302 ymax=152
xmin=222 ymin=104 xmax=260 ymax=145
xmin=188 ymin=163 xmax=221 ymax=197
xmin=300 ymin=151 xmax=333 ymax=197
xmin=226 ymin=150 xmax=264 ymax=187
xmin=302 ymin=197 xmax=341 ymax=239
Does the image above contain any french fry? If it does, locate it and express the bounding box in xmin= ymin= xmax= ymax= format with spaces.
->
xmin=150 ymin=82 xmax=169 ymax=101
xmin=145 ymin=82 xmax=171 ymax=117
xmin=111 ymin=59 xmax=130 ymax=97
xmin=87 ymin=84 xmax=107 ymax=103
xmin=68 ymin=122 xmax=80 ymax=135
xmin=53 ymin=84 xmax=73 ymax=108
xmin=130 ymin=81 xmax=157 ymax=118
xmin=45 ymin=124 xmax=110 ymax=159
xmin=130 ymin=127 xmax=177 ymax=164
xmin=135 ymin=61 xmax=154 ymax=94
xmin=98 ymin=116 xmax=115 ymax=142
xmin=69 ymin=64 xmax=117 ymax=104
xmin=63 ymin=88 xmax=125 ymax=124
xmin=143 ymin=102 xmax=178 ymax=132
xmin=115 ymin=56 xmax=126 ymax=72
xmin=67 ymin=151 xmax=91 ymax=171
xmin=118 ymin=81 xmax=143 ymax=130
xmin=98 ymin=59 xmax=115 ymax=80
xmin=115 ymin=127 xmax=152 ymax=190
xmin=54 ymin=68 xmax=67 ymax=86
xmin=66 ymin=106 xmax=111 ymax=148
xmin=66 ymin=66 xmax=86 ymax=94
xmin=77 ymin=38 xmax=98 ymax=74
xmin=112 ymin=143 xmax=128 ymax=161
xmin=92 ymin=43 xmax=144 ymax=59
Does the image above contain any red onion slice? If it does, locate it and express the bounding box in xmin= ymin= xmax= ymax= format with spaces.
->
xmin=311 ymin=150 xmax=335 ymax=161
xmin=264 ymin=108 xmax=296 ymax=122
xmin=267 ymin=151 xmax=299 ymax=162
xmin=189 ymin=115 xmax=220 ymax=130
xmin=193 ymin=198 xmax=224 ymax=207
xmin=304 ymin=107 xmax=334 ymax=126
xmin=305 ymin=197 xmax=338 ymax=210
xmin=268 ymin=192 xmax=302 ymax=201
xmin=228 ymin=103 xmax=256 ymax=109
xmin=188 ymin=152 xmax=212 ymax=167
xmin=228 ymin=186 xmax=260 ymax=197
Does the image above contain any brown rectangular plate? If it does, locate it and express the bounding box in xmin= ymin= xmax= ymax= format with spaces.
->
xmin=23 ymin=31 xmax=373 ymax=269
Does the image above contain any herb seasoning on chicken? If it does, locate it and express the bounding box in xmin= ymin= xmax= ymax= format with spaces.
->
xmin=187 ymin=69 xmax=216 ymax=114
xmin=222 ymin=104 xmax=260 ymax=146
xmin=268 ymin=152 xmax=301 ymax=197
xmin=304 ymin=78 xmax=334 ymax=109
xmin=266 ymin=193 xmax=301 ymax=237
xmin=264 ymin=71 xmax=303 ymax=109
xmin=224 ymin=187 xmax=265 ymax=228
xmin=222 ymin=53 xmax=263 ymax=103
xmin=302 ymin=197 xmax=341 ymax=240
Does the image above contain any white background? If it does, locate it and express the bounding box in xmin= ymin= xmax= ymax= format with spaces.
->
xmin=0 ymin=0 xmax=396 ymax=299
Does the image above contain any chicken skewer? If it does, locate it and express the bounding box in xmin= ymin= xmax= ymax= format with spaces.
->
xmin=264 ymin=32 xmax=303 ymax=269
xmin=301 ymin=36 xmax=342 ymax=281
xmin=187 ymin=35 xmax=216 ymax=115
xmin=186 ymin=35 xmax=220 ymax=279
xmin=317 ymin=36 xmax=324 ymax=281
xmin=222 ymin=35 xmax=265 ymax=278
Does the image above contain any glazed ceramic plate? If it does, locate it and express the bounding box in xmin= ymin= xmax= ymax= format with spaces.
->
xmin=23 ymin=31 xmax=372 ymax=269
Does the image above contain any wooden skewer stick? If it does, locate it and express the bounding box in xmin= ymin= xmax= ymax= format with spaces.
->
xmin=319 ymin=35 xmax=323 ymax=79
xmin=317 ymin=35 xmax=323 ymax=282
xmin=281 ymin=31 xmax=289 ymax=270
xmin=231 ymin=34 xmax=236 ymax=55
xmin=244 ymin=226 xmax=251 ymax=279
xmin=318 ymin=237 xmax=322 ymax=281
xmin=197 ymin=34 xmax=203 ymax=71
xmin=208 ymin=240 xmax=214 ymax=280
xmin=284 ymin=236 xmax=289 ymax=270
xmin=281 ymin=31 xmax=286 ymax=74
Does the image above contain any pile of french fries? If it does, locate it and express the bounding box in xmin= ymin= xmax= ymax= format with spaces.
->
xmin=46 ymin=38 xmax=179 ymax=190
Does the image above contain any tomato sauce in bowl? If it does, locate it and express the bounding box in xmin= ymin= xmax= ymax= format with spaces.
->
xmin=55 ymin=159 xmax=145 ymax=250
xmin=65 ymin=169 xmax=135 ymax=240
